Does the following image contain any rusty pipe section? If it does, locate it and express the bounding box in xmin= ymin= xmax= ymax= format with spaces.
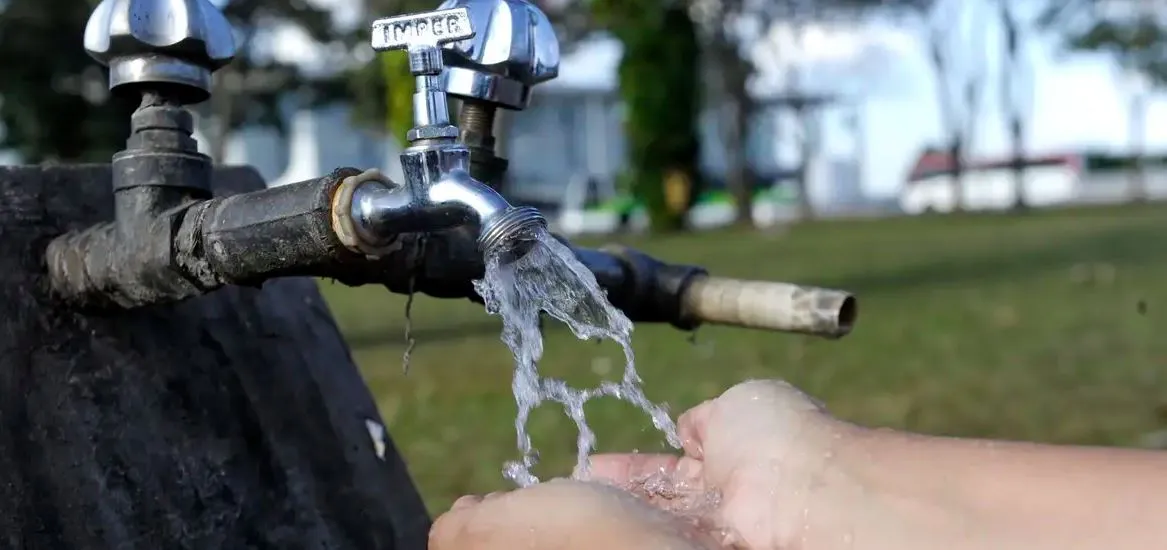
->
xmin=47 ymin=168 xmax=359 ymax=308
xmin=46 ymin=167 xmax=857 ymax=337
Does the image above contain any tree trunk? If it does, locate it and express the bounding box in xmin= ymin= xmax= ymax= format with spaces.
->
xmin=1000 ymin=2 xmax=1027 ymax=211
xmin=0 ymin=164 xmax=430 ymax=550
xmin=795 ymin=105 xmax=815 ymax=221
xmin=949 ymin=137 xmax=965 ymax=213
xmin=719 ymin=50 xmax=754 ymax=227
xmin=1129 ymin=92 xmax=1147 ymax=202
xmin=210 ymin=68 xmax=236 ymax=165
xmin=1010 ymin=117 xmax=1028 ymax=210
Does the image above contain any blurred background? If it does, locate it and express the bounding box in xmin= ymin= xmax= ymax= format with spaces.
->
xmin=3 ymin=0 xmax=1167 ymax=513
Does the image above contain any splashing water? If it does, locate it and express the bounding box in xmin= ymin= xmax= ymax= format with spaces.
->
xmin=473 ymin=228 xmax=682 ymax=486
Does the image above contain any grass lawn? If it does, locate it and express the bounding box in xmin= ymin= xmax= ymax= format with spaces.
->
xmin=320 ymin=203 xmax=1167 ymax=513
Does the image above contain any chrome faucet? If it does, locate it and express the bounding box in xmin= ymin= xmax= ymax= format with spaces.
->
xmin=347 ymin=7 xmax=546 ymax=258
xmin=45 ymin=0 xmax=858 ymax=341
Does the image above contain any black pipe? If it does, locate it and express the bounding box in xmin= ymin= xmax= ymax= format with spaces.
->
xmin=186 ymin=167 xmax=363 ymax=285
xmin=46 ymin=168 xmax=366 ymax=308
xmin=566 ymin=243 xmax=707 ymax=331
xmin=47 ymin=163 xmax=709 ymax=330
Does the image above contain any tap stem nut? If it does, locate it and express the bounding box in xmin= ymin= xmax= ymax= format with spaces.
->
xmin=408 ymin=46 xmax=444 ymax=75
xmin=412 ymin=69 xmax=451 ymax=128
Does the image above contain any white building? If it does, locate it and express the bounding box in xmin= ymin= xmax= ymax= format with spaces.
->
xmin=193 ymin=23 xmax=908 ymax=220
xmin=5 ymin=14 xmax=922 ymax=224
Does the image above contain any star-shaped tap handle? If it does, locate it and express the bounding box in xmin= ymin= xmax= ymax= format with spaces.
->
xmin=84 ymin=0 xmax=237 ymax=105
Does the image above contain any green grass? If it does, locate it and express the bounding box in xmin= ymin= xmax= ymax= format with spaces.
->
xmin=319 ymin=203 xmax=1167 ymax=513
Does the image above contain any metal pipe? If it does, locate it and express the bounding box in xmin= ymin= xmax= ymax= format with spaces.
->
xmin=46 ymin=163 xmax=857 ymax=337
xmin=45 ymin=0 xmax=860 ymax=339
xmin=45 ymin=169 xmax=361 ymax=307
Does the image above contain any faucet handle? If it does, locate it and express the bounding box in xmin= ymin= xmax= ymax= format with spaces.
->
xmin=370 ymin=7 xmax=477 ymax=141
xmin=437 ymin=0 xmax=560 ymax=110
xmin=84 ymin=0 xmax=237 ymax=104
xmin=371 ymin=7 xmax=475 ymax=75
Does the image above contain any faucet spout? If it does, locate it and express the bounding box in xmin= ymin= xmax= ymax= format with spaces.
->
xmin=427 ymin=172 xmax=546 ymax=255
xmin=343 ymin=167 xmax=546 ymax=258
xmin=427 ymin=171 xmax=509 ymax=227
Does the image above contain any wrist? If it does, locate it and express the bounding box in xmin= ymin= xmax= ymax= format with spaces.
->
xmin=798 ymin=424 xmax=990 ymax=550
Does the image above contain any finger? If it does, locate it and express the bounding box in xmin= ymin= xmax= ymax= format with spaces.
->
xmin=450 ymin=494 xmax=483 ymax=511
xmin=586 ymin=453 xmax=681 ymax=485
xmin=673 ymin=455 xmax=704 ymax=482
xmin=678 ymin=400 xmax=713 ymax=459
xmin=429 ymin=506 xmax=473 ymax=550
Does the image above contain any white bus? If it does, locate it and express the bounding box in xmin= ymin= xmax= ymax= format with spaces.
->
xmin=899 ymin=150 xmax=1167 ymax=214
xmin=899 ymin=151 xmax=1082 ymax=214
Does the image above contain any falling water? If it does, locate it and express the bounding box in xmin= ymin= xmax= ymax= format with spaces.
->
xmin=473 ymin=227 xmax=681 ymax=487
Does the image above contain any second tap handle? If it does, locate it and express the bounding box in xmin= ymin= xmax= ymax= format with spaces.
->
xmin=680 ymin=276 xmax=857 ymax=339
xmin=369 ymin=7 xmax=475 ymax=139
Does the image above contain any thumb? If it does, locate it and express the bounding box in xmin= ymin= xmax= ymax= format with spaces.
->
xmin=677 ymin=399 xmax=714 ymax=460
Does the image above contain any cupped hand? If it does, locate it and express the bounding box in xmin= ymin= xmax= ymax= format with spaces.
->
xmin=428 ymin=478 xmax=718 ymax=550
xmin=430 ymin=379 xmax=852 ymax=550
xmin=585 ymin=379 xmax=854 ymax=550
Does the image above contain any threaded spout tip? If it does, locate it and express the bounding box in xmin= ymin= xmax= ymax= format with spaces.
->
xmin=478 ymin=206 xmax=547 ymax=261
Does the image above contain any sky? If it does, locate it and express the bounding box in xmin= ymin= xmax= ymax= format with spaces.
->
xmin=248 ymin=0 xmax=1165 ymax=198
xmin=538 ymin=7 xmax=1164 ymax=198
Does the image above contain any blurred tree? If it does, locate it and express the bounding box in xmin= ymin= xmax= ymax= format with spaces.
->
xmin=996 ymin=0 xmax=1035 ymax=210
xmin=198 ymin=0 xmax=353 ymax=163
xmin=1042 ymin=0 xmax=1165 ymax=201
xmin=0 ymin=0 xmax=351 ymax=164
xmin=592 ymin=0 xmax=701 ymax=231
xmin=923 ymin=0 xmax=989 ymax=213
xmin=835 ymin=0 xmax=987 ymax=213
xmin=767 ymin=1 xmax=991 ymax=216
xmin=691 ymin=0 xmax=931 ymax=224
xmin=348 ymin=0 xmax=434 ymax=144
xmin=687 ymin=0 xmax=759 ymax=226
xmin=0 ymin=0 xmax=131 ymax=162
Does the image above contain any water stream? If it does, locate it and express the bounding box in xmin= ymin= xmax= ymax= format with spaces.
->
xmin=473 ymin=227 xmax=682 ymax=487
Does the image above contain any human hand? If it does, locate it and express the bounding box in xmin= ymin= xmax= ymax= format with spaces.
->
xmin=429 ymin=380 xmax=852 ymax=550
xmin=585 ymin=379 xmax=855 ymax=550
xmin=428 ymin=478 xmax=718 ymax=550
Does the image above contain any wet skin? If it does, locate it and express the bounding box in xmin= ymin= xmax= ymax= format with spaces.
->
xmin=429 ymin=378 xmax=1167 ymax=550
xmin=429 ymin=380 xmax=844 ymax=550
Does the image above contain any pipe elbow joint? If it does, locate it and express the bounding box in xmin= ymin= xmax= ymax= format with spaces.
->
xmin=425 ymin=172 xmax=545 ymax=256
xmin=337 ymin=169 xmax=546 ymax=261
xmin=426 ymin=171 xmax=510 ymax=235
xmin=46 ymin=204 xmax=205 ymax=308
